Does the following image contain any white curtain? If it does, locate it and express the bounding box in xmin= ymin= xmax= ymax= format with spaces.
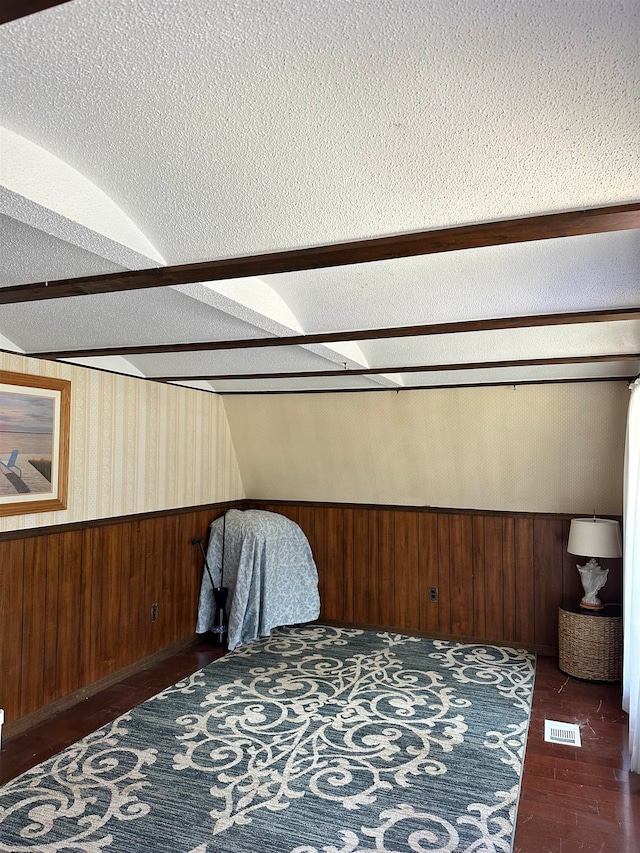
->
xmin=623 ymin=377 xmax=640 ymax=772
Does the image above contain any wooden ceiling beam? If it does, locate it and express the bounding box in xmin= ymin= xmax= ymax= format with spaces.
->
xmin=218 ymin=376 xmax=636 ymax=396
xmin=0 ymin=1 xmax=73 ymax=25
xmin=28 ymin=307 xmax=640 ymax=360
xmin=152 ymin=352 xmax=640 ymax=383
xmin=3 ymin=203 xmax=640 ymax=305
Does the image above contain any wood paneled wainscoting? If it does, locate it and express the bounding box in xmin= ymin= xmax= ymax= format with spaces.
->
xmin=0 ymin=502 xmax=241 ymax=737
xmin=0 ymin=500 xmax=621 ymax=738
xmin=248 ymin=501 xmax=622 ymax=654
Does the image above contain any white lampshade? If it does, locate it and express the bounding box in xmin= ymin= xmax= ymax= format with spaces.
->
xmin=567 ymin=518 xmax=622 ymax=559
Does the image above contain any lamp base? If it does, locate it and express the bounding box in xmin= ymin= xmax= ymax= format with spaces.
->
xmin=579 ymin=600 xmax=604 ymax=611
xmin=577 ymin=558 xmax=609 ymax=611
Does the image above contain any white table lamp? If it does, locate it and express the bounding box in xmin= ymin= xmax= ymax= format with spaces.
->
xmin=567 ymin=517 xmax=622 ymax=610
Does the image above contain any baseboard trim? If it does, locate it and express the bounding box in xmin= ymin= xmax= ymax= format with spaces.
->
xmin=3 ymin=635 xmax=199 ymax=742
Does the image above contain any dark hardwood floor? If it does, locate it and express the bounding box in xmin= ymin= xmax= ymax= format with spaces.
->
xmin=1 ymin=642 xmax=637 ymax=851
xmin=514 ymin=656 xmax=638 ymax=853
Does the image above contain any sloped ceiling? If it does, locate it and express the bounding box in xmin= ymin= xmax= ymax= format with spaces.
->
xmin=1 ymin=0 xmax=638 ymax=394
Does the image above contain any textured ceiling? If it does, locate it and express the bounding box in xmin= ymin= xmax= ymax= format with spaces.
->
xmin=0 ymin=214 xmax=126 ymax=287
xmin=0 ymin=0 xmax=638 ymax=393
xmin=264 ymin=231 xmax=640 ymax=331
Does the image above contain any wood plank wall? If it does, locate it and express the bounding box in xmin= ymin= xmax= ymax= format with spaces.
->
xmin=248 ymin=502 xmax=622 ymax=653
xmin=0 ymin=504 xmax=235 ymax=730
xmin=0 ymin=500 xmax=622 ymax=731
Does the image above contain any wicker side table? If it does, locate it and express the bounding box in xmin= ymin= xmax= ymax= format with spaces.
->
xmin=558 ymin=603 xmax=622 ymax=682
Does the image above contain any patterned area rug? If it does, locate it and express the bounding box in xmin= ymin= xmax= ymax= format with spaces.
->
xmin=0 ymin=626 xmax=535 ymax=852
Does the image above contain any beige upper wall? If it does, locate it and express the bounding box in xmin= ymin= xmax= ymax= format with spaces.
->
xmin=0 ymin=353 xmax=244 ymax=533
xmin=223 ymin=382 xmax=629 ymax=515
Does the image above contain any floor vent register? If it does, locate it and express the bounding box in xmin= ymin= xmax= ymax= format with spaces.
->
xmin=544 ymin=719 xmax=581 ymax=747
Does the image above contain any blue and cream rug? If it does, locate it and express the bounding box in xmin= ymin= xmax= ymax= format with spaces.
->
xmin=0 ymin=626 xmax=535 ymax=852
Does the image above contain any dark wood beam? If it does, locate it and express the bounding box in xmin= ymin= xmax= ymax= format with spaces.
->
xmin=29 ymin=307 xmax=640 ymax=360
xmin=3 ymin=203 xmax=640 ymax=305
xmin=0 ymin=0 xmax=73 ymax=25
xmin=218 ymin=376 xmax=635 ymax=396
xmin=153 ymin=353 xmax=640 ymax=383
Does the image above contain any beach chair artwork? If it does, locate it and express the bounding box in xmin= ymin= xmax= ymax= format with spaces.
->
xmin=0 ymin=371 xmax=70 ymax=515
xmin=0 ymin=449 xmax=22 ymax=478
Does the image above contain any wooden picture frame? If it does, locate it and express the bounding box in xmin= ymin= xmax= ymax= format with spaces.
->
xmin=0 ymin=371 xmax=70 ymax=517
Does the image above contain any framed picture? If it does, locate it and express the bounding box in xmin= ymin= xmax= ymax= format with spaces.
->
xmin=0 ymin=371 xmax=71 ymax=517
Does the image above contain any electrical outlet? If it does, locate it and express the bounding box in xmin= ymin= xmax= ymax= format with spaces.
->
xmin=151 ymin=603 xmax=158 ymax=622
xmin=428 ymin=586 xmax=439 ymax=602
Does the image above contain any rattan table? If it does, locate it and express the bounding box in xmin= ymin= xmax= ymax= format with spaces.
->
xmin=558 ymin=603 xmax=622 ymax=682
